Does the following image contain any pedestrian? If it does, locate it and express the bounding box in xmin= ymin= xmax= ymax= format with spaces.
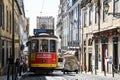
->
xmin=15 ymin=58 xmax=20 ymax=78
xmin=19 ymin=59 xmax=23 ymax=76
xmin=7 ymin=56 xmax=13 ymax=80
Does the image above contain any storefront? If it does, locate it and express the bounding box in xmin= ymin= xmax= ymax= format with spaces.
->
xmin=93 ymin=28 xmax=120 ymax=73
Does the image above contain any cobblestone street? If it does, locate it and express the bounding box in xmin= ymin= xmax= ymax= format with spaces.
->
xmin=77 ymin=72 xmax=120 ymax=80
xmin=0 ymin=71 xmax=120 ymax=80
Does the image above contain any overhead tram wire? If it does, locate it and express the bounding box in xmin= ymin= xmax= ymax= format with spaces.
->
xmin=40 ymin=0 xmax=45 ymax=14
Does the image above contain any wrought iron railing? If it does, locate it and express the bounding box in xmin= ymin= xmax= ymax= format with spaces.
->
xmin=112 ymin=64 xmax=120 ymax=77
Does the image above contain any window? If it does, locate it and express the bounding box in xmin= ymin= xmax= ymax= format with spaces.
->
xmin=2 ymin=48 xmax=4 ymax=67
xmin=31 ymin=40 xmax=39 ymax=52
xmin=84 ymin=40 xmax=86 ymax=46
xmin=114 ymin=0 xmax=120 ymax=16
xmin=50 ymin=40 xmax=56 ymax=52
xmin=41 ymin=39 xmax=48 ymax=52
xmin=103 ymin=10 xmax=107 ymax=22
xmin=2 ymin=4 xmax=4 ymax=30
xmin=88 ymin=38 xmax=92 ymax=46
xmin=10 ymin=11 xmax=11 ymax=33
xmin=89 ymin=8 xmax=92 ymax=25
xmin=0 ymin=4 xmax=4 ymax=28
xmin=39 ymin=39 xmax=48 ymax=52
xmin=95 ymin=6 xmax=98 ymax=24
xmin=6 ymin=7 xmax=8 ymax=32
xmin=103 ymin=1 xmax=108 ymax=22
xmin=84 ymin=11 xmax=87 ymax=27
xmin=0 ymin=4 xmax=2 ymax=26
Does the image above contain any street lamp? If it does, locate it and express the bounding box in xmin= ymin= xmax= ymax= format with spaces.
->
xmin=104 ymin=1 xmax=120 ymax=17
xmin=103 ymin=3 xmax=109 ymax=14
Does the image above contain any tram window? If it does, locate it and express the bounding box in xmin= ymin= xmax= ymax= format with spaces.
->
xmin=40 ymin=39 xmax=48 ymax=52
xmin=50 ymin=40 xmax=56 ymax=52
xmin=31 ymin=40 xmax=39 ymax=52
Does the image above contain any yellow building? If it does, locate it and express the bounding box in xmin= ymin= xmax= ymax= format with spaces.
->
xmin=0 ymin=0 xmax=22 ymax=75
xmin=81 ymin=0 xmax=120 ymax=74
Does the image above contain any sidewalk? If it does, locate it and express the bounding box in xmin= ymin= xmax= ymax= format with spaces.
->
xmin=81 ymin=71 xmax=120 ymax=78
xmin=0 ymin=75 xmax=12 ymax=80
xmin=0 ymin=75 xmax=22 ymax=80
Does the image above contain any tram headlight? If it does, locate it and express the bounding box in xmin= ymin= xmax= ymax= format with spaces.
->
xmin=42 ymin=59 xmax=46 ymax=63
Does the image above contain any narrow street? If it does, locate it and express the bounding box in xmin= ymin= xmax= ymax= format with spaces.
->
xmin=19 ymin=71 xmax=120 ymax=80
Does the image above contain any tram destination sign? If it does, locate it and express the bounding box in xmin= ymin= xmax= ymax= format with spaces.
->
xmin=34 ymin=29 xmax=54 ymax=35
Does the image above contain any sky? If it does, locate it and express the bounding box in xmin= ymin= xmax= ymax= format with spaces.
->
xmin=24 ymin=0 xmax=59 ymax=35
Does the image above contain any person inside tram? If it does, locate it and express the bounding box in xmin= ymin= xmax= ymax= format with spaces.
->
xmin=42 ymin=45 xmax=48 ymax=52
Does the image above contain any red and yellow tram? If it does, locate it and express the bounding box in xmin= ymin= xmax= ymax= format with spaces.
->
xmin=27 ymin=29 xmax=58 ymax=73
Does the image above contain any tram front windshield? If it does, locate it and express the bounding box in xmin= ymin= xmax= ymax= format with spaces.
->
xmin=30 ymin=39 xmax=56 ymax=53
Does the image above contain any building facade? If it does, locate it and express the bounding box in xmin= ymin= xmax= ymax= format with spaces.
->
xmin=0 ymin=0 xmax=29 ymax=75
xmin=81 ymin=0 xmax=120 ymax=74
xmin=58 ymin=0 xmax=120 ymax=74
xmin=56 ymin=0 xmax=82 ymax=53
xmin=37 ymin=16 xmax=54 ymax=30
xmin=0 ymin=0 xmax=23 ymax=75
xmin=56 ymin=0 xmax=63 ymax=53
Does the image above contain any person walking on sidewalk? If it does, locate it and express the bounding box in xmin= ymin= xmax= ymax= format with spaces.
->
xmin=15 ymin=58 xmax=20 ymax=78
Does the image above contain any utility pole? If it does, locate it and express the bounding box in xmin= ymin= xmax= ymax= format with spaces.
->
xmin=12 ymin=0 xmax=15 ymax=80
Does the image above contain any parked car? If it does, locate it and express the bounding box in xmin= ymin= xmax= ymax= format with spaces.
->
xmin=62 ymin=54 xmax=79 ymax=74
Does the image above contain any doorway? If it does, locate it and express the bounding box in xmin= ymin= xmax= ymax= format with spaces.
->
xmin=102 ymin=44 xmax=107 ymax=71
xmin=113 ymin=37 xmax=118 ymax=70
xmin=88 ymin=53 xmax=92 ymax=71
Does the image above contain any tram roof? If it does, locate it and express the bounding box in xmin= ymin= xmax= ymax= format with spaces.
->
xmin=29 ymin=34 xmax=58 ymax=39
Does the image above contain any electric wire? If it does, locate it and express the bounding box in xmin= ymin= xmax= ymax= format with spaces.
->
xmin=40 ymin=0 xmax=45 ymax=14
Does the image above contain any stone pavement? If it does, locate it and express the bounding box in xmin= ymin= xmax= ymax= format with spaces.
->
xmin=79 ymin=71 xmax=120 ymax=80
xmin=0 ymin=75 xmax=12 ymax=80
xmin=0 ymin=75 xmax=21 ymax=80
xmin=1 ymin=71 xmax=120 ymax=80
